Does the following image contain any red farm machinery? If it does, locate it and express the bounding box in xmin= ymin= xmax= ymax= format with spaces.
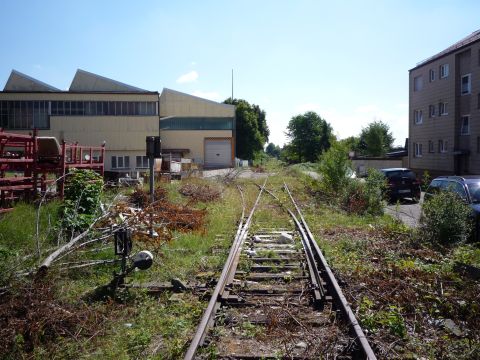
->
xmin=0 ymin=129 xmax=105 ymax=213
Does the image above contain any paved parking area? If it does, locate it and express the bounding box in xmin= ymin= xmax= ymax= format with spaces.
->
xmin=385 ymin=193 xmax=424 ymax=228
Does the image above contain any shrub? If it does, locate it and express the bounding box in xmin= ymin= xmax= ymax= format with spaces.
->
xmin=318 ymin=142 xmax=352 ymax=195
xmin=340 ymin=169 xmax=386 ymax=216
xmin=419 ymin=190 xmax=473 ymax=245
xmin=61 ymin=169 xmax=103 ymax=233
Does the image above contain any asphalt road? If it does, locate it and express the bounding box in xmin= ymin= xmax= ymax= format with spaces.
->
xmin=385 ymin=192 xmax=424 ymax=228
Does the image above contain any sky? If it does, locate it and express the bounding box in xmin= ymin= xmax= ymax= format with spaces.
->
xmin=1 ymin=0 xmax=479 ymax=147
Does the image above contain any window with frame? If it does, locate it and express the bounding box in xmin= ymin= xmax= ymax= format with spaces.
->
xmin=461 ymin=74 xmax=471 ymax=95
xmin=414 ymin=76 xmax=423 ymax=91
xmin=461 ymin=115 xmax=470 ymax=135
xmin=438 ymin=139 xmax=448 ymax=153
xmin=428 ymin=140 xmax=434 ymax=153
xmin=440 ymin=64 xmax=449 ymax=78
xmin=135 ymin=155 xmax=149 ymax=168
xmin=414 ymin=143 xmax=423 ymax=157
xmin=414 ymin=110 xmax=423 ymax=124
xmin=111 ymin=155 xmax=130 ymax=169
xmin=429 ymin=69 xmax=435 ymax=82
xmin=439 ymin=102 xmax=448 ymax=115
xmin=429 ymin=105 xmax=436 ymax=117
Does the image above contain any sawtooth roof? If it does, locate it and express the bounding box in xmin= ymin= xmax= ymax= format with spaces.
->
xmin=69 ymin=69 xmax=148 ymax=92
xmin=4 ymin=70 xmax=60 ymax=92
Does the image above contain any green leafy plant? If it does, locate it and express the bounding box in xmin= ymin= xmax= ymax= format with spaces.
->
xmin=420 ymin=190 xmax=473 ymax=246
xmin=359 ymin=297 xmax=407 ymax=338
xmin=340 ymin=168 xmax=386 ymax=216
xmin=318 ymin=142 xmax=352 ymax=195
xmin=61 ymin=169 xmax=104 ymax=233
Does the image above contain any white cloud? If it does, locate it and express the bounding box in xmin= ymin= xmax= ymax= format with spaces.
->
xmin=190 ymin=61 xmax=196 ymax=66
xmin=33 ymin=64 xmax=42 ymax=70
xmin=191 ymin=90 xmax=222 ymax=102
xmin=176 ymin=70 xmax=198 ymax=83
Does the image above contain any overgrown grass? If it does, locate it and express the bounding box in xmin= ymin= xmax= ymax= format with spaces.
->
xmin=2 ymin=162 xmax=480 ymax=359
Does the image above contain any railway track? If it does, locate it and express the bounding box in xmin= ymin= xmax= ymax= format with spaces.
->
xmin=185 ymin=179 xmax=376 ymax=359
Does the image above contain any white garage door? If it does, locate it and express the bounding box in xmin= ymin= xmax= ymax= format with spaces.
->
xmin=205 ymin=139 xmax=232 ymax=168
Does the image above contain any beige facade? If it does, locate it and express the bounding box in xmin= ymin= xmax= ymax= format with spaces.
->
xmin=160 ymin=88 xmax=234 ymax=117
xmin=409 ymin=30 xmax=480 ymax=176
xmin=0 ymin=69 xmax=236 ymax=172
xmin=159 ymin=88 xmax=235 ymax=167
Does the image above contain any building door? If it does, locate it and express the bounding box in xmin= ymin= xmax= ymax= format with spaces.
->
xmin=204 ymin=138 xmax=232 ymax=168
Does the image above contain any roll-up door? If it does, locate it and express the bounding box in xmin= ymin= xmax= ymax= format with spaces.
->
xmin=204 ymin=138 xmax=232 ymax=168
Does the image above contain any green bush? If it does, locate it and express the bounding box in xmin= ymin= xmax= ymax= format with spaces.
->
xmin=61 ymin=169 xmax=104 ymax=233
xmin=420 ymin=190 xmax=473 ymax=245
xmin=340 ymin=169 xmax=386 ymax=216
xmin=318 ymin=142 xmax=352 ymax=195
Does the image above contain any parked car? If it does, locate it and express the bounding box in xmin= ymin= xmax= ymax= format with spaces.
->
xmin=425 ymin=176 xmax=480 ymax=240
xmin=425 ymin=176 xmax=480 ymax=204
xmin=380 ymin=168 xmax=421 ymax=202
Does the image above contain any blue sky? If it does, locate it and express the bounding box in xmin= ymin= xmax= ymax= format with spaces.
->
xmin=1 ymin=0 xmax=479 ymax=146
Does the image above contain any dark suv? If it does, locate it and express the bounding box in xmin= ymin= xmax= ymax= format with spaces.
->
xmin=380 ymin=168 xmax=421 ymax=202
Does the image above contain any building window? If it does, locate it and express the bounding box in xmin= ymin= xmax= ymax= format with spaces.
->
xmin=414 ymin=143 xmax=423 ymax=157
xmin=136 ymin=156 xmax=150 ymax=168
xmin=429 ymin=105 xmax=436 ymax=117
xmin=0 ymin=100 xmax=49 ymax=130
xmin=160 ymin=117 xmax=234 ymax=130
xmin=461 ymin=74 xmax=471 ymax=95
xmin=428 ymin=140 xmax=434 ymax=153
xmin=439 ymin=102 xmax=448 ymax=115
xmin=461 ymin=115 xmax=470 ymax=135
xmin=440 ymin=64 xmax=449 ymax=78
xmin=111 ymin=155 xmax=130 ymax=169
xmin=414 ymin=110 xmax=423 ymax=124
xmin=414 ymin=75 xmax=423 ymax=91
xmin=438 ymin=140 xmax=448 ymax=153
xmin=429 ymin=69 xmax=435 ymax=82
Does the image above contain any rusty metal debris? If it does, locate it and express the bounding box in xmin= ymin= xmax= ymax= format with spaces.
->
xmin=179 ymin=183 xmax=221 ymax=203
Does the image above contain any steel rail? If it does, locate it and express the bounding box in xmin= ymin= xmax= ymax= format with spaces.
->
xmin=283 ymin=182 xmax=377 ymax=360
xmin=255 ymin=183 xmax=325 ymax=303
xmin=184 ymin=178 xmax=267 ymax=360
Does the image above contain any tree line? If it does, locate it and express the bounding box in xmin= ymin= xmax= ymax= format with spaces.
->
xmin=225 ymin=98 xmax=396 ymax=163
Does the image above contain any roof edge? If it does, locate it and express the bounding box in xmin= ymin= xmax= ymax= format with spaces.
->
xmin=4 ymin=70 xmax=61 ymax=91
xmin=410 ymin=30 xmax=480 ymax=72
xmin=69 ymin=69 xmax=149 ymax=92
xmin=161 ymin=88 xmax=235 ymax=109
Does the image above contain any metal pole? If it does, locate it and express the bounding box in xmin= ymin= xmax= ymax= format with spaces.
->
xmin=149 ymin=155 xmax=154 ymax=237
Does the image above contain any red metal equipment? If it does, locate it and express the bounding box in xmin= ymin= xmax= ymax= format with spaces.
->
xmin=0 ymin=129 xmax=105 ymax=213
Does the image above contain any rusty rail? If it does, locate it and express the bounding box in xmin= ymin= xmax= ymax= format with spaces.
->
xmin=184 ymin=178 xmax=267 ymax=360
xmin=283 ymin=182 xmax=377 ymax=360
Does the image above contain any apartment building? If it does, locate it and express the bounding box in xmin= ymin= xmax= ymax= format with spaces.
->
xmin=0 ymin=69 xmax=235 ymax=172
xmin=409 ymin=30 xmax=480 ymax=176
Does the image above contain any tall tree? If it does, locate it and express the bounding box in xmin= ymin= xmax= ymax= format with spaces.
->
xmin=358 ymin=120 xmax=394 ymax=156
xmin=224 ymin=98 xmax=269 ymax=160
xmin=265 ymin=142 xmax=281 ymax=158
xmin=285 ymin=111 xmax=334 ymax=163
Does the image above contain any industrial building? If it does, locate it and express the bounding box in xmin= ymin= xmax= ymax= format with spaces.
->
xmin=0 ymin=69 xmax=235 ymax=173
